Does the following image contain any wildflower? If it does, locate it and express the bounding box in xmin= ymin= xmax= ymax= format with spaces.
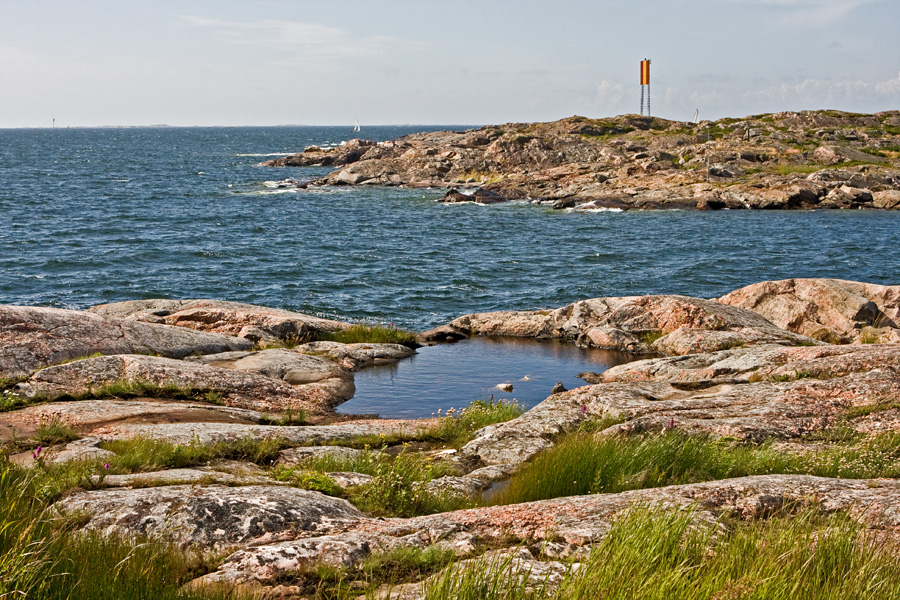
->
xmin=669 ymin=417 xmax=675 ymax=429
xmin=104 ymin=463 xmax=110 ymax=470
xmin=581 ymin=405 xmax=587 ymax=415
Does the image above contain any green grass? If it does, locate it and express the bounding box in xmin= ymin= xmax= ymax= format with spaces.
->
xmin=34 ymin=417 xmax=80 ymax=446
xmin=275 ymin=445 xmax=468 ymax=517
xmin=0 ymin=459 xmax=245 ymax=600
xmin=428 ymin=398 xmax=525 ymax=447
xmin=490 ymin=431 xmax=900 ymax=506
xmin=772 ymin=164 xmax=823 ymax=175
xmin=318 ymin=323 xmax=418 ymax=347
xmin=260 ymin=405 xmax=309 ymax=426
xmin=58 ymin=378 xmax=210 ymax=402
xmin=421 ymin=508 xmax=900 ymax=600
xmin=557 ymin=508 xmax=900 ymax=600
xmin=100 ymin=435 xmax=289 ymax=471
xmin=0 ymin=389 xmax=31 ymax=412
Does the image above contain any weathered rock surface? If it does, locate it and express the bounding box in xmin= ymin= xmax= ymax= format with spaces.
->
xmin=14 ymin=354 xmax=350 ymax=414
xmin=259 ymin=139 xmax=377 ymax=168
xmin=443 ymin=295 xmax=816 ymax=355
xmin=295 ymin=341 xmax=416 ymax=371
xmin=0 ymin=399 xmax=266 ymax=432
xmin=0 ymin=305 xmax=252 ymax=379
xmin=276 ymin=445 xmax=367 ymax=467
xmin=97 ymin=467 xmax=277 ymax=488
xmin=464 ymin=343 xmax=900 ymax=467
xmin=720 ymin=278 xmax=900 ymax=343
xmin=90 ymin=419 xmax=435 ymax=446
xmin=367 ymin=548 xmax=573 ymax=600
xmin=193 ymin=474 xmax=900 ymax=588
xmin=88 ymin=299 xmax=348 ymax=343
xmin=261 ymin=111 xmax=900 ymax=211
xmin=53 ymin=485 xmax=364 ymax=551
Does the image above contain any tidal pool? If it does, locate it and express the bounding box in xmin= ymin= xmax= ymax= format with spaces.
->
xmin=337 ymin=337 xmax=634 ymax=419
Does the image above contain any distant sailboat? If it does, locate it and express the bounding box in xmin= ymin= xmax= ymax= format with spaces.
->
xmin=353 ymin=118 xmax=360 ymax=133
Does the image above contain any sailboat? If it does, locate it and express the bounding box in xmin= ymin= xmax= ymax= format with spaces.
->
xmin=353 ymin=118 xmax=360 ymax=133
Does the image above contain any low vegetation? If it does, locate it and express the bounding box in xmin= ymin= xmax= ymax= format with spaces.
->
xmin=427 ymin=398 xmax=524 ymax=447
xmin=423 ymin=508 xmax=900 ymax=600
xmin=319 ymin=322 xmax=418 ymax=347
xmin=490 ymin=430 xmax=900 ymax=506
xmin=0 ymin=458 xmax=245 ymax=600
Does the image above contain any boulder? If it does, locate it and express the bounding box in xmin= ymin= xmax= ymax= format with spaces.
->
xmin=444 ymin=295 xmax=816 ymax=355
xmin=295 ymin=341 xmax=416 ymax=371
xmin=439 ymin=188 xmax=508 ymax=205
xmin=874 ymin=190 xmax=900 ymax=209
xmin=0 ymin=305 xmax=253 ymax=380
xmin=719 ymin=278 xmax=900 ymax=343
xmin=187 ymin=348 xmax=352 ymax=385
xmin=88 ymin=299 xmax=348 ymax=342
xmin=14 ymin=354 xmax=351 ymax=414
xmin=52 ymin=485 xmax=365 ymax=551
xmin=820 ymin=185 xmax=874 ymax=208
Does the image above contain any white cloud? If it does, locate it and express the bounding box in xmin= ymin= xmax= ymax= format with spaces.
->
xmin=746 ymin=71 xmax=900 ymax=107
xmin=178 ymin=16 xmax=405 ymax=61
xmin=727 ymin=0 xmax=874 ymax=28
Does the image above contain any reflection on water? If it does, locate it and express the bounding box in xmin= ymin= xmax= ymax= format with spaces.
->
xmin=337 ymin=337 xmax=634 ymax=419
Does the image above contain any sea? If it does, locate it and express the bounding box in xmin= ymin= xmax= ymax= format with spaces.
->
xmin=2 ymin=125 xmax=899 ymax=417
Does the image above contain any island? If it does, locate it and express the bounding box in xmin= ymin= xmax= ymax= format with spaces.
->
xmin=262 ymin=110 xmax=900 ymax=210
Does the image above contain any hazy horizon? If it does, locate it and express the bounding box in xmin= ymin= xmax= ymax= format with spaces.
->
xmin=2 ymin=0 xmax=898 ymax=129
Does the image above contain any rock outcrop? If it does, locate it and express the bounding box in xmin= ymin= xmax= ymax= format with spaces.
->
xmin=462 ymin=343 xmax=900 ymax=469
xmin=0 ymin=305 xmax=253 ymax=379
xmin=441 ymin=295 xmax=817 ymax=355
xmin=88 ymin=299 xmax=348 ymax=344
xmin=53 ymin=485 xmax=365 ymax=552
xmin=719 ymin=278 xmax=900 ymax=343
xmin=192 ymin=474 xmax=900 ymax=589
xmin=14 ymin=354 xmax=351 ymax=414
xmin=260 ymin=111 xmax=900 ymax=211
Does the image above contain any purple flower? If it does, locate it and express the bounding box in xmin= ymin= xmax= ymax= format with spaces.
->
xmin=104 ymin=463 xmax=110 ymax=470
xmin=581 ymin=405 xmax=587 ymax=415
xmin=669 ymin=417 xmax=675 ymax=429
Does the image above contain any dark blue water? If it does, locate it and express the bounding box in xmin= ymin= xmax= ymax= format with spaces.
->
xmin=2 ymin=126 xmax=900 ymax=331
xmin=4 ymin=126 xmax=900 ymax=416
xmin=340 ymin=338 xmax=631 ymax=418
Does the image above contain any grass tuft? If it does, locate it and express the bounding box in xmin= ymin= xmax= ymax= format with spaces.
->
xmin=428 ymin=398 xmax=525 ymax=447
xmin=34 ymin=417 xmax=80 ymax=446
xmin=491 ymin=430 xmax=900 ymax=506
xmin=0 ymin=458 xmax=247 ymax=600
xmin=319 ymin=323 xmax=418 ymax=347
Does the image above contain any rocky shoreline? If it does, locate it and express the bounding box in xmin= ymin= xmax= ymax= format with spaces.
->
xmin=261 ymin=110 xmax=900 ymax=211
xmin=3 ymin=277 xmax=900 ymax=598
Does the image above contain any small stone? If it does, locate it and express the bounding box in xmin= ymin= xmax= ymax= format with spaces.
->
xmin=551 ymin=382 xmax=567 ymax=394
xmin=496 ymin=383 xmax=514 ymax=393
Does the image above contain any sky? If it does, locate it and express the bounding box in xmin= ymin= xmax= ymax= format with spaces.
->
xmin=1 ymin=0 xmax=898 ymax=127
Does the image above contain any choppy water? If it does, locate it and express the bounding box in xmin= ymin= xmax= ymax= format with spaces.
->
xmin=2 ymin=126 xmax=900 ymax=329
xmin=2 ymin=126 xmax=899 ymax=416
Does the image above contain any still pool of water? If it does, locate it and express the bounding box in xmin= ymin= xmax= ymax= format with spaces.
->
xmin=337 ymin=337 xmax=634 ymax=419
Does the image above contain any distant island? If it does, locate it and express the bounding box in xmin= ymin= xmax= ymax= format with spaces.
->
xmin=262 ymin=110 xmax=900 ymax=210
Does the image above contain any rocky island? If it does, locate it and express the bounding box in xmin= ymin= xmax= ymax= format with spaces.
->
xmin=3 ymin=278 xmax=900 ymax=598
xmin=262 ymin=110 xmax=900 ymax=210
